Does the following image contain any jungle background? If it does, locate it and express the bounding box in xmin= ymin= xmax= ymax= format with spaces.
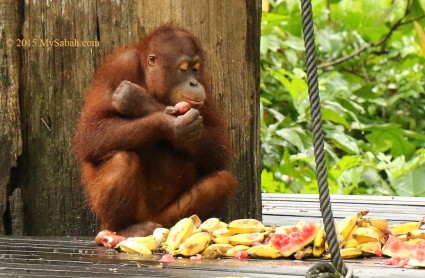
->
xmin=260 ymin=0 xmax=425 ymax=196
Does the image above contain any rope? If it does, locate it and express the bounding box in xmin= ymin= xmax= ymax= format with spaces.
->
xmin=299 ymin=1 xmax=352 ymax=277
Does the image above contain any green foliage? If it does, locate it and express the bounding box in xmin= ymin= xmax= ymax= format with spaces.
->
xmin=261 ymin=0 xmax=425 ymax=196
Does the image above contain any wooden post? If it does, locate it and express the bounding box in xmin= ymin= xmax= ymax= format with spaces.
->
xmin=0 ymin=0 xmax=23 ymax=235
xmin=0 ymin=0 xmax=261 ymax=235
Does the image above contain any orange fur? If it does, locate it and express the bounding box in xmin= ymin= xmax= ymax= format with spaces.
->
xmin=74 ymin=25 xmax=238 ymax=237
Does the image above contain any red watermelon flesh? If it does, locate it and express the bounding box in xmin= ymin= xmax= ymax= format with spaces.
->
xmin=408 ymin=244 xmax=425 ymax=267
xmin=382 ymin=236 xmax=425 ymax=259
xmin=383 ymin=235 xmax=425 ymax=267
xmin=270 ymin=222 xmax=320 ymax=257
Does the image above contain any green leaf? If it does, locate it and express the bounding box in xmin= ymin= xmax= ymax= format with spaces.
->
xmin=393 ymin=164 xmax=425 ymax=196
xmin=366 ymin=127 xmax=415 ymax=158
xmin=322 ymin=108 xmax=350 ymax=128
xmin=326 ymin=126 xmax=360 ymax=154
xmin=275 ymin=127 xmax=306 ymax=151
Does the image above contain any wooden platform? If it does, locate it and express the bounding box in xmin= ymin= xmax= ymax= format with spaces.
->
xmin=1 ymin=194 xmax=424 ymax=277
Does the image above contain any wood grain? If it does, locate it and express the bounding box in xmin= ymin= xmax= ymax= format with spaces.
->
xmin=0 ymin=0 xmax=261 ymax=235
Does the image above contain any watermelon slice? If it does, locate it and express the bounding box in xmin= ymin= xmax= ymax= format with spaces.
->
xmin=270 ymin=222 xmax=320 ymax=257
xmin=408 ymin=244 xmax=425 ymax=267
xmin=382 ymin=235 xmax=425 ymax=259
xmin=382 ymin=235 xmax=425 ymax=267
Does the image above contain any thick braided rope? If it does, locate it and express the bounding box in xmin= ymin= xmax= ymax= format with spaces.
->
xmin=299 ymin=0 xmax=350 ymax=276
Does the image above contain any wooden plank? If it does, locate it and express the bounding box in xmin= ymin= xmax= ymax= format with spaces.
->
xmin=262 ymin=193 xmax=425 ymax=206
xmin=263 ymin=201 xmax=423 ymax=214
xmin=1 ymin=195 xmax=425 ymax=277
xmin=1 ymin=236 xmax=425 ymax=277
xmin=261 ymin=193 xmax=425 ymax=226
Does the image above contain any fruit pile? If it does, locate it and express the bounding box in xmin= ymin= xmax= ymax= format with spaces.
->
xmin=95 ymin=212 xmax=425 ymax=267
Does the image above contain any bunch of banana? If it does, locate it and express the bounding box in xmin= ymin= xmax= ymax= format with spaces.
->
xmin=335 ymin=210 xmax=369 ymax=245
xmin=114 ymin=213 xmax=425 ymax=262
xmin=337 ymin=221 xmax=386 ymax=256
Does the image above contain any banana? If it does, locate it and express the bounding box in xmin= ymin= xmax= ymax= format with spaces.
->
xmin=164 ymin=217 xmax=194 ymax=251
xmin=336 ymin=210 xmax=368 ymax=242
xmin=390 ymin=217 xmax=425 ymax=236
xmin=223 ymin=245 xmax=250 ymax=257
xmin=367 ymin=225 xmax=386 ymax=244
xmin=201 ymin=243 xmax=234 ymax=258
xmin=367 ymin=218 xmax=389 ymax=231
xmin=358 ymin=241 xmax=381 ymax=256
xmin=201 ymin=244 xmax=223 ymax=259
xmin=229 ymin=232 xmax=264 ymax=246
xmin=213 ymin=236 xmax=231 ymax=244
xmin=117 ymin=240 xmax=152 ymax=254
xmin=247 ymin=244 xmax=280 ymax=259
xmin=173 ymin=232 xmax=211 ymax=257
xmin=325 ymin=248 xmax=362 ymax=259
xmin=409 ymin=229 xmax=425 ymax=239
xmin=313 ymin=227 xmax=326 ymax=257
xmin=191 ymin=228 xmax=203 ymax=234
xmin=343 ymin=239 xmax=360 ymax=249
xmin=406 ymin=238 xmax=425 ymax=245
xmin=152 ymin=228 xmax=170 ymax=243
xmin=345 ymin=225 xmax=358 ymax=240
xmin=212 ymin=227 xmax=235 ymax=237
xmin=396 ymin=234 xmax=408 ymax=241
xmin=210 ymin=243 xmax=234 ymax=253
xmin=199 ymin=218 xmax=221 ymax=232
xmin=325 ymin=233 xmax=345 ymax=251
xmin=128 ymin=236 xmax=159 ymax=251
xmin=190 ymin=214 xmax=202 ymax=228
xmin=263 ymin=226 xmax=274 ymax=236
xmin=352 ymin=227 xmax=380 ymax=244
xmin=218 ymin=221 xmax=228 ymax=229
xmin=228 ymin=219 xmax=266 ymax=234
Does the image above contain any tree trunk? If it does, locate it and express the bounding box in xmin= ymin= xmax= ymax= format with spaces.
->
xmin=0 ymin=0 xmax=261 ymax=235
